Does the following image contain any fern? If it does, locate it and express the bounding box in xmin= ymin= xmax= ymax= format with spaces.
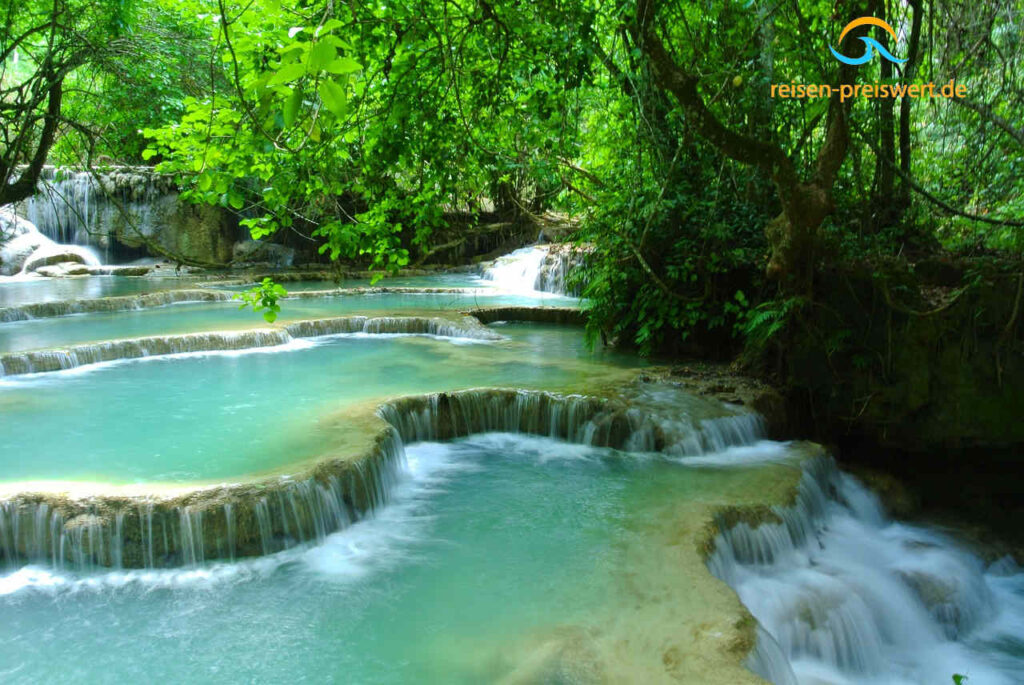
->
xmin=740 ymin=296 xmax=807 ymax=346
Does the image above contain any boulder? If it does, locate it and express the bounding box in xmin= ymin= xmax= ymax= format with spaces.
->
xmin=0 ymin=208 xmax=38 ymax=239
xmin=21 ymin=244 xmax=102 ymax=274
xmin=34 ymin=265 xmax=69 ymax=278
xmin=0 ymin=220 xmax=56 ymax=275
xmin=85 ymin=265 xmax=151 ymax=276
xmin=63 ymin=263 xmax=93 ymax=276
xmin=232 ymin=240 xmax=295 ymax=268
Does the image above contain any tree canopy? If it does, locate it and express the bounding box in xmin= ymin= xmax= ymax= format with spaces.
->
xmin=2 ymin=0 xmax=1022 ymax=350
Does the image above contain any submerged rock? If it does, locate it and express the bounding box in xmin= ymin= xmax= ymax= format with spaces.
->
xmin=232 ymin=240 xmax=295 ymax=268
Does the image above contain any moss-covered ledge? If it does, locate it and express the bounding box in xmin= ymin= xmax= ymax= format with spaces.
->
xmin=465 ymin=306 xmax=585 ymax=325
xmin=0 ymin=314 xmax=500 ymax=376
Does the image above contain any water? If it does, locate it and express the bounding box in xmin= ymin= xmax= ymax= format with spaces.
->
xmin=2 ymin=243 xmax=1022 ymax=682
xmin=709 ymin=461 xmax=1024 ymax=684
xmin=0 ymin=326 xmax=639 ymax=483
xmin=16 ymin=168 xmax=173 ymax=263
xmin=0 ymin=434 xmax=796 ymax=684
xmin=0 ymin=276 xmax=191 ymax=308
xmin=480 ymin=244 xmax=580 ymax=295
xmin=219 ymin=273 xmax=491 ymax=290
xmin=0 ymin=290 xmax=577 ymax=353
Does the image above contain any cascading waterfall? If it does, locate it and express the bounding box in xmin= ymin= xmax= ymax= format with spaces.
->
xmin=3 ymin=376 xmax=1020 ymax=682
xmin=0 ymin=388 xmax=765 ymax=570
xmin=0 ymin=428 xmax=406 ymax=570
xmin=0 ymin=208 xmax=102 ymax=277
xmin=16 ymin=167 xmax=173 ymax=262
xmin=377 ymin=388 xmax=766 ymax=458
xmin=480 ymin=244 xmax=582 ymax=295
xmin=707 ymin=457 xmax=1024 ymax=684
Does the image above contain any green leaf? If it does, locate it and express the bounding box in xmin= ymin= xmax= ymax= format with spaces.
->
xmin=228 ymin=190 xmax=244 ymax=210
xmin=319 ymin=79 xmax=348 ymax=117
xmin=282 ymin=88 xmax=301 ymax=127
xmin=318 ymin=19 xmax=345 ymax=34
xmin=309 ymin=41 xmax=337 ymax=71
xmin=268 ymin=63 xmax=305 ymax=86
xmin=325 ymin=57 xmax=362 ymax=74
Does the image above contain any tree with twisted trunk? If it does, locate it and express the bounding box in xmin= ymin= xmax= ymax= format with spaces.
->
xmin=635 ymin=0 xmax=872 ymax=288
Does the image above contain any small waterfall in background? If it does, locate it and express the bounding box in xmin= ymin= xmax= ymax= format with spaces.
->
xmin=708 ymin=459 xmax=1024 ymax=684
xmin=16 ymin=167 xmax=173 ymax=264
xmin=480 ymin=244 xmax=582 ymax=295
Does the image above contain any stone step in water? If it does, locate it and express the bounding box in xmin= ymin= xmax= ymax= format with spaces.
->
xmin=0 ymin=315 xmax=502 ymax=376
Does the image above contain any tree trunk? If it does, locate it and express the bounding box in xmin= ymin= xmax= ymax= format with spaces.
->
xmin=898 ymin=0 xmax=923 ymax=207
xmin=873 ymin=2 xmax=897 ymax=228
xmin=636 ymin=0 xmax=865 ymax=288
xmin=0 ymin=76 xmax=64 ymax=207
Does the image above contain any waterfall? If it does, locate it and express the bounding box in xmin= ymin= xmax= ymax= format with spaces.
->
xmin=707 ymin=458 xmax=1024 ymax=684
xmin=480 ymin=244 xmax=582 ymax=295
xmin=0 ymin=208 xmax=102 ymax=276
xmin=0 ymin=388 xmax=766 ymax=570
xmin=0 ymin=328 xmax=295 ymax=375
xmin=16 ymin=167 xmax=173 ymax=263
xmin=0 ymin=428 xmax=406 ymax=570
xmin=377 ymin=388 xmax=764 ymax=458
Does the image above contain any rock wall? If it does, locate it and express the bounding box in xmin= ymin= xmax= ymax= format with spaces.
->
xmin=14 ymin=167 xmax=242 ymax=265
xmin=778 ymin=262 xmax=1024 ymax=451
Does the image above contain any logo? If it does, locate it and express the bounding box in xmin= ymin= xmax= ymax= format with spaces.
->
xmin=829 ymin=17 xmax=907 ymax=65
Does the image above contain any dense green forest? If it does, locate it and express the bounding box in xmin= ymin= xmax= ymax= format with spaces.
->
xmin=3 ymin=0 xmax=1022 ymax=357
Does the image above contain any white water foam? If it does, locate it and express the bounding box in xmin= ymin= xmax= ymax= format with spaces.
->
xmin=710 ymin=463 xmax=1024 ymax=684
xmin=0 ymin=439 xmax=468 ymax=596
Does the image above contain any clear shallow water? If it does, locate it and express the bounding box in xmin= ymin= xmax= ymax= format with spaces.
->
xmin=0 ymin=290 xmax=578 ymax=353
xmin=0 ymin=276 xmax=192 ymax=308
xmin=0 ymin=325 xmax=639 ymax=483
xmin=3 ymin=256 xmax=1022 ymax=684
xmin=2 ymin=436 xmax=1020 ymax=685
xmin=0 ymin=435 xmax=791 ymax=684
xmin=220 ymin=273 xmax=492 ymax=290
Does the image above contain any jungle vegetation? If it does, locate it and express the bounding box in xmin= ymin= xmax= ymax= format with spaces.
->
xmin=2 ymin=0 xmax=1022 ymax=355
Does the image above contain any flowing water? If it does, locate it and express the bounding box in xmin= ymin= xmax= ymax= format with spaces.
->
xmin=0 ymin=290 xmax=577 ymax=353
xmin=1 ymin=250 xmax=1023 ymax=682
xmin=218 ymin=273 xmax=491 ymax=290
xmin=711 ymin=461 xmax=1024 ymax=685
xmin=480 ymin=245 xmax=579 ymax=295
xmin=0 ymin=434 xmax=798 ymax=684
xmin=0 ymin=324 xmax=638 ymax=483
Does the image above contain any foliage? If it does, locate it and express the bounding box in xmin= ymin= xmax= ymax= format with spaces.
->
xmin=140 ymin=0 xmax=599 ymax=273
xmin=5 ymin=0 xmax=1024 ymax=352
xmin=740 ymin=297 xmax=808 ymax=349
xmin=234 ymin=278 xmax=288 ymax=323
xmin=0 ymin=0 xmax=138 ymax=204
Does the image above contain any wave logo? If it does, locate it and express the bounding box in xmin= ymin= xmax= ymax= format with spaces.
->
xmin=829 ymin=17 xmax=907 ymax=65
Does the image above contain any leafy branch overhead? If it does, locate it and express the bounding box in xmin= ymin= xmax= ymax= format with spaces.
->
xmin=3 ymin=0 xmax=1021 ymax=351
